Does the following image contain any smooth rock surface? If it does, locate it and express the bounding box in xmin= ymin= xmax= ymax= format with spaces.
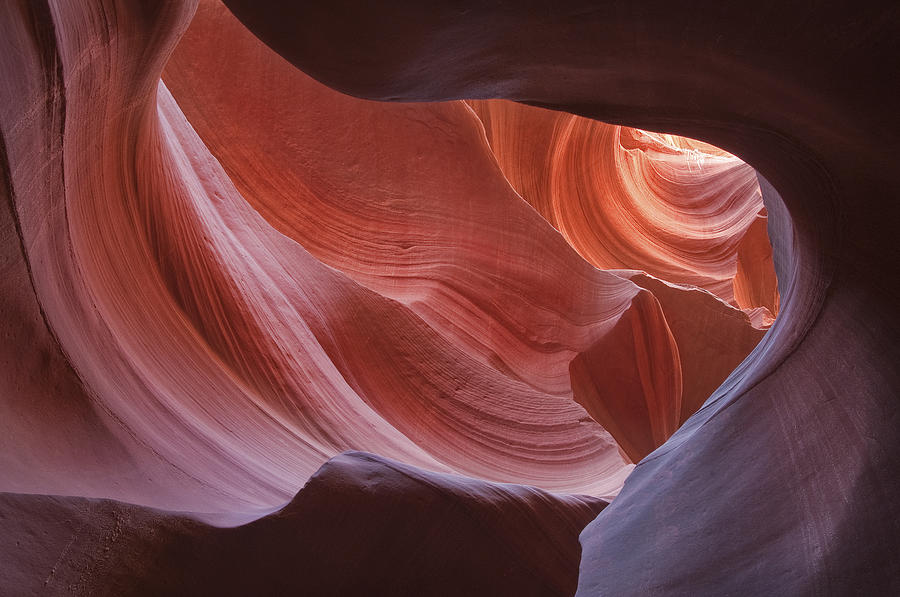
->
xmin=220 ymin=0 xmax=900 ymax=594
xmin=4 ymin=0 xmax=891 ymax=594
xmin=0 ymin=452 xmax=605 ymax=596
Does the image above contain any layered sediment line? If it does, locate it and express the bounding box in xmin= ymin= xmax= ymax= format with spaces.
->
xmin=220 ymin=0 xmax=900 ymax=594
xmin=8 ymin=0 xmax=891 ymax=594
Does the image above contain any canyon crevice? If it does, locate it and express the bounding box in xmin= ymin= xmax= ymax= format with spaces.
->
xmin=1 ymin=0 xmax=897 ymax=595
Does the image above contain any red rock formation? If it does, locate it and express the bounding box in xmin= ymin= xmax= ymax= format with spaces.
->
xmin=2 ymin=0 xmax=644 ymax=513
xmin=569 ymin=290 xmax=683 ymax=463
xmin=216 ymin=0 xmax=900 ymax=594
xmin=734 ymin=208 xmax=780 ymax=322
xmin=160 ymin=0 xmax=769 ymax=469
xmin=471 ymin=100 xmax=778 ymax=315
xmin=626 ymin=272 xmax=767 ymax=419
xmin=11 ymin=0 xmax=891 ymax=594
xmin=163 ymin=2 xmax=635 ymax=403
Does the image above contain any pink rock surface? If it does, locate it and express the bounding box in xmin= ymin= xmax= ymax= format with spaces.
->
xmin=569 ymin=289 xmax=683 ymax=463
xmin=1 ymin=0 xmax=767 ymax=520
xmin=470 ymin=100 xmax=777 ymax=313
xmin=213 ymin=0 xmax=900 ymax=593
xmin=1 ymin=0 xmax=655 ymax=513
xmin=6 ymin=0 xmax=890 ymax=594
xmin=616 ymin=271 xmax=768 ymax=424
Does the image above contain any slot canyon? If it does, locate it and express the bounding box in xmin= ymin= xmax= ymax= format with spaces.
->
xmin=1 ymin=1 xmax=897 ymax=595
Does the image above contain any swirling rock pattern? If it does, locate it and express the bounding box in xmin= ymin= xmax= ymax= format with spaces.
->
xmin=215 ymin=0 xmax=900 ymax=593
xmin=159 ymin=0 xmax=770 ymax=475
xmin=3 ymin=0 xmax=662 ymax=514
xmin=471 ymin=99 xmax=778 ymax=318
xmin=4 ymin=0 xmax=890 ymax=595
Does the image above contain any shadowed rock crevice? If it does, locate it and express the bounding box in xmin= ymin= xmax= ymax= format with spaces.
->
xmin=0 ymin=452 xmax=605 ymax=597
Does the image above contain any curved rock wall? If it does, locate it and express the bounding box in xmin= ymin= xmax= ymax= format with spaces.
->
xmin=216 ymin=0 xmax=900 ymax=592
xmin=470 ymin=100 xmax=778 ymax=317
xmin=4 ymin=0 xmax=888 ymax=594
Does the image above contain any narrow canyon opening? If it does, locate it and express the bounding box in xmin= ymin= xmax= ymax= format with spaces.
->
xmin=5 ymin=0 xmax=895 ymax=595
xmin=158 ymin=1 xmax=780 ymax=487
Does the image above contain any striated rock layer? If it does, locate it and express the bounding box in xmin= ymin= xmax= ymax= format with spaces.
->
xmin=218 ymin=0 xmax=900 ymax=593
xmin=5 ymin=0 xmax=892 ymax=595
xmin=2 ymin=0 xmax=655 ymax=514
xmin=0 ymin=0 xmax=769 ymax=520
xmin=470 ymin=100 xmax=778 ymax=319
xmin=160 ymin=0 xmax=771 ymax=472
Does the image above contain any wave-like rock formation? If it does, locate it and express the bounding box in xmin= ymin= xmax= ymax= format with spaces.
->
xmin=3 ymin=0 xmax=896 ymax=594
xmin=3 ymin=0 xmax=661 ymax=514
xmin=159 ymin=0 xmax=770 ymax=471
xmin=470 ymin=100 xmax=779 ymax=319
xmin=215 ymin=0 xmax=900 ymax=593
